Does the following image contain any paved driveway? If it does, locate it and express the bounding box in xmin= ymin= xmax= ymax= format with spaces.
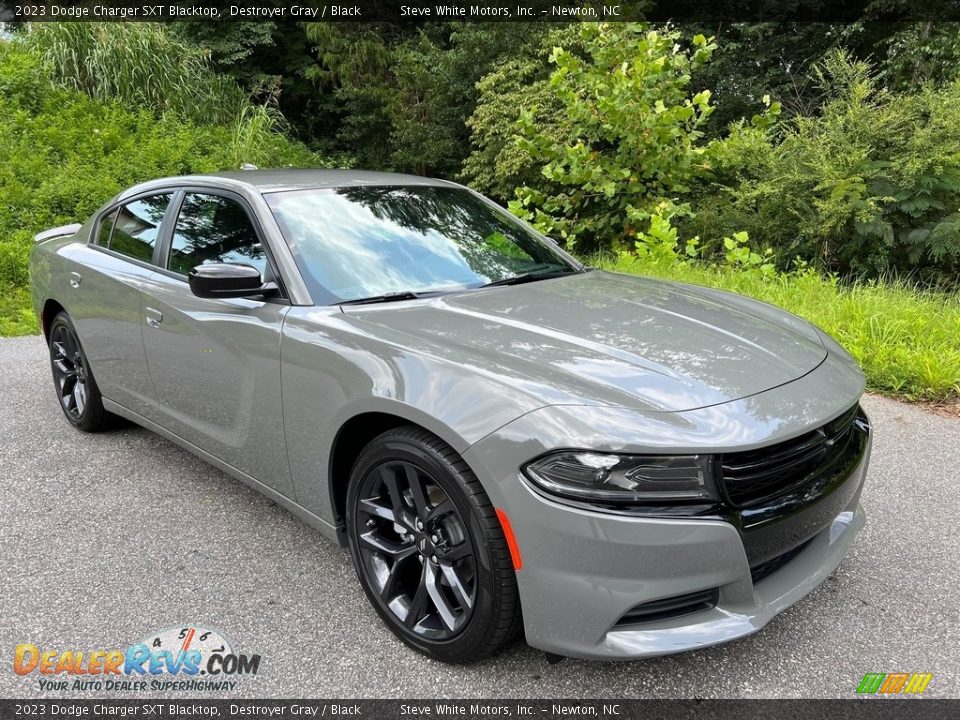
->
xmin=1 ymin=335 xmax=958 ymax=698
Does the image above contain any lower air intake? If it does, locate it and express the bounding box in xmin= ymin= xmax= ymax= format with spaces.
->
xmin=615 ymin=588 xmax=719 ymax=626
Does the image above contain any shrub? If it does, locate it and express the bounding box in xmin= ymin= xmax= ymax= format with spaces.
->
xmin=461 ymin=26 xmax=582 ymax=201
xmin=686 ymin=51 xmax=960 ymax=283
xmin=506 ymin=23 xmax=720 ymax=253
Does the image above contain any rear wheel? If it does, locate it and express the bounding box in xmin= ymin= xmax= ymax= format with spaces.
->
xmin=345 ymin=426 xmax=522 ymax=663
xmin=48 ymin=312 xmax=109 ymax=432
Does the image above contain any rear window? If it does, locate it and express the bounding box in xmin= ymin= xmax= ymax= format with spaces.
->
xmin=108 ymin=194 xmax=172 ymax=263
xmin=96 ymin=208 xmax=118 ymax=247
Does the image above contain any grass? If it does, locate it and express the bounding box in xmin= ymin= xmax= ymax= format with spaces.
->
xmin=25 ymin=22 xmax=247 ymax=126
xmin=600 ymin=254 xmax=960 ymax=402
xmin=0 ymin=285 xmax=37 ymax=337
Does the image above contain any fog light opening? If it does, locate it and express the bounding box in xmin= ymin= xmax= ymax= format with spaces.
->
xmin=615 ymin=588 xmax=719 ymax=626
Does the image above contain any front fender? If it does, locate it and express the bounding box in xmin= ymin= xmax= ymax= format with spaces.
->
xmin=279 ymin=306 xmax=547 ymax=524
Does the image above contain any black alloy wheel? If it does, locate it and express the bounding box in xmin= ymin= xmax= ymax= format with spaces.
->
xmin=346 ymin=426 xmax=522 ymax=663
xmin=354 ymin=459 xmax=477 ymax=639
xmin=47 ymin=312 xmax=108 ymax=431
xmin=51 ymin=322 xmax=88 ymax=420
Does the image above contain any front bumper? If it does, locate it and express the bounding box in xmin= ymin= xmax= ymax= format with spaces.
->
xmin=463 ymin=388 xmax=871 ymax=659
xmin=599 ymin=503 xmax=866 ymax=659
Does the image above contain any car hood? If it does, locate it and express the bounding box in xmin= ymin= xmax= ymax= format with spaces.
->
xmin=341 ymin=270 xmax=828 ymax=413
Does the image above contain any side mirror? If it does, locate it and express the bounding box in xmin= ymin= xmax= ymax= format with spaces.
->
xmin=188 ymin=263 xmax=275 ymax=299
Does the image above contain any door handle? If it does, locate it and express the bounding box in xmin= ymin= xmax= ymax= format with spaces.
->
xmin=145 ymin=306 xmax=163 ymax=328
xmin=69 ymin=272 xmax=81 ymax=289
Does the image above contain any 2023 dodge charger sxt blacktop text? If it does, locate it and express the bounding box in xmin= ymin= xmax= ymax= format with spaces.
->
xmin=29 ymin=170 xmax=871 ymax=662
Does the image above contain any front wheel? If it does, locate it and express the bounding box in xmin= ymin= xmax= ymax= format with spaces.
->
xmin=48 ymin=312 xmax=109 ymax=432
xmin=345 ymin=426 xmax=522 ymax=663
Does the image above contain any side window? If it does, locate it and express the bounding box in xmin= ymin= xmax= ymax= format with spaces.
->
xmin=109 ymin=194 xmax=172 ymax=262
xmin=168 ymin=193 xmax=268 ymax=277
xmin=97 ymin=208 xmax=118 ymax=246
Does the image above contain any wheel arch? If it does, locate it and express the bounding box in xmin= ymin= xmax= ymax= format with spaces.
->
xmin=326 ymin=406 xmax=475 ymax=542
xmin=40 ymin=298 xmax=67 ymax=340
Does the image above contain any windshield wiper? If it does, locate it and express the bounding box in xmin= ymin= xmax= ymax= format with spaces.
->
xmin=338 ymin=290 xmax=447 ymax=306
xmin=340 ymin=269 xmax=580 ymax=304
xmin=480 ymin=269 xmax=579 ymax=288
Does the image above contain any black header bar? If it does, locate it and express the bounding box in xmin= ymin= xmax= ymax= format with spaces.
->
xmin=3 ymin=0 xmax=960 ymax=23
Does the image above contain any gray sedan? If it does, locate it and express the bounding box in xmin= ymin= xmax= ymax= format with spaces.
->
xmin=28 ymin=169 xmax=871 ymax=663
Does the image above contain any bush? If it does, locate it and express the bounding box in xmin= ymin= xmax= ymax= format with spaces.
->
xmin=686 ymin=51 xmax=960 ymax=283
xmin=461 ymin=26 xmax=582 ymax=201
xmin=507 ymin=23 xmax=720 ymax=253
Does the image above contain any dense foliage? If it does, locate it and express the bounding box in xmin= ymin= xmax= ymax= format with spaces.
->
xmin=460 ymin=26 xmax=580 ymax=199
xmin=16 ymin=19 xmax=960 ymax=281
xmin=686 ymin=53 xmax=960 ymax=282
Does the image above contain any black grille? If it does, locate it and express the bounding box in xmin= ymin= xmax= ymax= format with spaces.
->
xmin=720 ymin=405 xmax=862 ymax=508
xmin=750 ymin=539 xmax=813 ymax=585
xmin=616 ymin=588 xmax=719 ymax=626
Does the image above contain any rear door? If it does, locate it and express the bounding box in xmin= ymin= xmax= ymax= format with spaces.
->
xmin=139 ymin=189 xmax=293 ymax=497
xmin=67 ymin=192 xmax=174 ymax=415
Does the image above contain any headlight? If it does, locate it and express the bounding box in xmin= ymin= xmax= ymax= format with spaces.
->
xmin=522 ymin=452 xmax=716 ymax=503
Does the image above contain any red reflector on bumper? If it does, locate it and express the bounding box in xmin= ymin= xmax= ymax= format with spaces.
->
xmin=495 ymin=508 xmax=522 ymax=571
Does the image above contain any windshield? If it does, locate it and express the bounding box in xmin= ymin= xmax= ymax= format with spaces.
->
xmin=264 ymin=185 xmax=578 ymax=303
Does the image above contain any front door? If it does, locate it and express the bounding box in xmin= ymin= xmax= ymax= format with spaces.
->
xmin=139 ymin=190 xmax=293 ymax=498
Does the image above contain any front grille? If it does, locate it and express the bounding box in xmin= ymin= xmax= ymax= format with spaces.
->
xmin=720 ymin=405 xmax=862 ymax=508
xmin=750 ymin=538 xmax=813 ymax=585
xmin=615 ymin=588 xmax=719 ymax=626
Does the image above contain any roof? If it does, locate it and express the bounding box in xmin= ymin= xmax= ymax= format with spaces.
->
xmin=115 ymin=168 xmax=461 ymax=203
xmin=211 ymin=168 xmax=459 ymax=192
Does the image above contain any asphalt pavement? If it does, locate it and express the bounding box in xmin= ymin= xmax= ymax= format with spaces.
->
xmin=1 ymin=334 xmax=958 ymax=699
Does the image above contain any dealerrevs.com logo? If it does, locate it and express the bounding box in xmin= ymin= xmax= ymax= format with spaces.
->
xmin=14 ymin=626 xmax=261 ymax=692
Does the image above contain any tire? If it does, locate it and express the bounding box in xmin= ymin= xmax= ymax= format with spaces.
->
xmin=345 ymin=425 xmax=522 ymax=663
xmin=47 ymin=311 xmax=110 ymax=432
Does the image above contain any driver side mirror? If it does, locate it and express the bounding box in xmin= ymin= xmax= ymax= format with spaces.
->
xmin=188 ymin=263 xmax=276 ymax=299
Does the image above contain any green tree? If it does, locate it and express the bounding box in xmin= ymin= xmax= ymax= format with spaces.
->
xmin=460 ymin=25 xmax=579 ymax=201
xmin=508 ymin=23 xmax=719 ymax=252
xmin=390 ymin=23 xmax=542 ymax=177
xmin=301 ymin=23 xmax=400 ymax=168
xmin=300 ymin=22 xmax=542 ymax=175
xmin=873 ymin=22 xmax=960 ymax=90
xmin=684 ymin=22 xmax=842 ymax=133
xmin=171 ymin=21 xmax=283 ymax=104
